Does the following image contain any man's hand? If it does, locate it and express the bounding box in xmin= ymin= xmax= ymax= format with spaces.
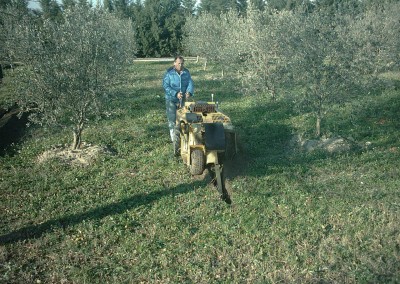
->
xmin=177 ymin=92 xmax=191 ymax=99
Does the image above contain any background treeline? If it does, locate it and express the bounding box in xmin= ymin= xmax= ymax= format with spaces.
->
xmin=3 ymin=0 xmax=399 ymax=57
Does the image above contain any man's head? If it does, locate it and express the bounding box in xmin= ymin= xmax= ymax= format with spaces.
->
xmin=174 ymin=56 xmax=184 ymax=72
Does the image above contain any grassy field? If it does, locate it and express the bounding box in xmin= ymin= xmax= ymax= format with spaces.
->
xmin=0 ymin=60 xmax=399 ymax=283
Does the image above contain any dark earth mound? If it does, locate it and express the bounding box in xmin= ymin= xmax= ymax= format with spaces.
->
xmin=0 ymin=108 xmax=28 ymax=156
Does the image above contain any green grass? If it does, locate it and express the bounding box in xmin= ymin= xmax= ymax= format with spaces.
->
xmin=1 ymin=61 xmax=399 ymax=283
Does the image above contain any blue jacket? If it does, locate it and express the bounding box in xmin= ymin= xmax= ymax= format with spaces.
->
xmin=163 ymin=67 xmax=194 ymax=103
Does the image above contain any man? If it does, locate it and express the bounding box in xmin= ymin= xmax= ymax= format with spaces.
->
xmin=162 ymin=56 xmax=194 ymax=147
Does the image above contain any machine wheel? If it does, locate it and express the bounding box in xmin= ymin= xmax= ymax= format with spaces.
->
xmin=190 ymin=149 xmax=205 ymax=175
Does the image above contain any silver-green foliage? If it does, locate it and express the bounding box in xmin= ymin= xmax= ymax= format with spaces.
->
xmin=184 ymin=10 xmax=248 ymax=75
xmin=347 ymin=3 xmax=400 ymax=75
xmin=184 ymin=7 xmax=298 ymax=92
xmin=184 ymin=2 xmax=400 ymax=137
xmin=236 ymin=8 xmax=298 ymax=97
xmin=183 ymin=12 xmax=225 ymax=70
xmin=286 ymin=4 xmax=400 ymax=136
xmin=13 ymin=6 xmax=136 ymax=149
xmin=0 ymin=5 xmax=28 ymax=66
xmin=286 ymin=10 xmax=362 ymax=137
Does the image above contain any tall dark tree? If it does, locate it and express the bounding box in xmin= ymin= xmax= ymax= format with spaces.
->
xmin=250 ymin=0 xmax=266 ymax=11
xmin=1 ymin=0 xmax=27 ymax=9
xmin=133 ymin=0 xmax=185 ymax=57
xmin=114 ymin=0 xmax=130 ymax=17
xmin=40 ymin=0 xmax=63 ymax=20
xmin=314 ymin=0 xmax=363 ymax=15
xmin=265 ymin=0 xmax=314 ymax=11
xmin=103 ymin=0 xmax=114 ymax=12
xmin=198 ymin=0 xmax=247 ymax=16
xmin=62 ymin=0 xmax=76 ymax=10
xmin=181 ymin=0 xmax=196 ymax=15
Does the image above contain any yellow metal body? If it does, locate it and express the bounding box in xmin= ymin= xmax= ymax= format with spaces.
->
xmin=176 ymin=101 xmax=234 ymax=167
xmin=176 ymin=101 xmax=235 ymax=202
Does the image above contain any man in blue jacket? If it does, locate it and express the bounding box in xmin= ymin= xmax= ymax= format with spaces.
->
xmin=163 ymin=56 xmax=194 ymax=146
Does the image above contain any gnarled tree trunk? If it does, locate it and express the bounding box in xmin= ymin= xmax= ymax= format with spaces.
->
xmin=72 ymin=120 xmax=84 ymax=150
xmin=316 ymin=115 xmax=321 ymax=138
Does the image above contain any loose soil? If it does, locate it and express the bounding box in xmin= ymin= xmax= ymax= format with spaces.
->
xmin=37 ymin=143 xmax=113 ymax=166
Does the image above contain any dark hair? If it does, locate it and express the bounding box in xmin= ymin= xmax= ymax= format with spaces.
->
xmin=174 ymin=55 xmax=184 ymax=62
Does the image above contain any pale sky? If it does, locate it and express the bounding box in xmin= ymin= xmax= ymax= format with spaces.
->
xmin=28 ymin=0 xmax=40 ymax=10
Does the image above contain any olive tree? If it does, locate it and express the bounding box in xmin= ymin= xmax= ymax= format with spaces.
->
xmin=0 ymin=3 xmax=29 ymax=75
xmin=217 ymin=10 xmax=248 ymax=76
xmin=236 ymin=8 xmax=298 ymax=98
xmin=347 ymin=2 xmax=400 ymax=76
xmin=184 ymin=12 xmax=230 ymax=73
xmin=288 ymin=3 xmax=400 ymax=137
xmin=185 ymin=9 xmax=254 ymax=78
xmin=184 ymin=6 xmax=296 ymax=94
xmin=12 ymin=6 xmax=136 ymax=149
xmin=284 ymin=10 xmax=362 ymax=137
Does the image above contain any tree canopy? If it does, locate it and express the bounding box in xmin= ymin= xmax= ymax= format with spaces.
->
xmin=184 ymin=0 xmax=400 ymax=136
xmin=9 ymin=5 xmax=136 ymax=149
xmin=198 ymin=0 xmax=248 ymax=16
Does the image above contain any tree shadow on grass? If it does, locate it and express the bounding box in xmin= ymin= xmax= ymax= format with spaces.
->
xmin=221 ymin=98 xmax=296 ymax=179
xmin=0 ymin=180 xmax=206 ymax=245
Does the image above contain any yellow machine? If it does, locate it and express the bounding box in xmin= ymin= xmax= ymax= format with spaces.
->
xmin=174 ymin=100 xmax=236 ymax=202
